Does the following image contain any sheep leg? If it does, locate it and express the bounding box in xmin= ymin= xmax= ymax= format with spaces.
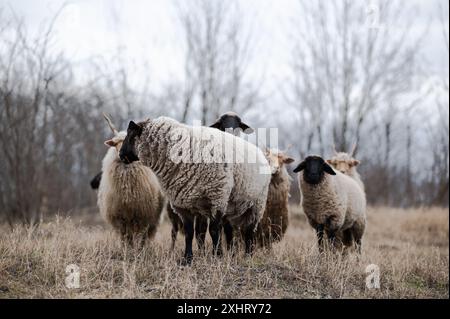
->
xmin=209 ymin=216 xmax=223 ymax=256
xmin=244 ymin=223 xmax=257 ymax=255
xmin=179 ymin=212 xmax=195 ymax=266
xmin=171 ymin=222 xmax=178 ymax=251
xmin=223 ymin=220 xmax=234 ymax=252
xmin=352 ymin=222 xmax=365 ymax=254
xmin=195 ymin=215 xmax=208 ymax=252
xmin=355 ymin=237 xmax=362 ymax=254
xmin=316 ymin=224 xmax=325 ymax=253
xmin=341 ymin=229 xmax=353 ymax=255
xmin=326 ymin=230 xmax=337 ymax=249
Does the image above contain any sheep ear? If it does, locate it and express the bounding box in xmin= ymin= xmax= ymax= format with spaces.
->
xmin=293 ymin=161 xmax=305 ymax=173
xmin=128 ymin=121 xmax=142 ymax=135
xmin=323 ymin=162 xmax=336 ymax=175
xmin=209 ymin=120 xmax=222 ymax=130
xmin=90 ymin=172 xmax=102 ymax=189
xmin=239 ymin=122 xmax=254 ymax=134
xmin=351 ymin=159 xmax=360 ymax=166
xmin=104 ymin=139 xmax=116 ymax=147
xmin=282 ymin=156 xmax=295 ymax=164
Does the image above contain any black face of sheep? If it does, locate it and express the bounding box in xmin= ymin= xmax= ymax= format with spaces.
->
xmin=293 ymin=155 xmax=336 ymax=184
xmin=209 ymin=112 xmax=254 ymax=135
xmin=119 ymin=121 xmax=143 ymax=164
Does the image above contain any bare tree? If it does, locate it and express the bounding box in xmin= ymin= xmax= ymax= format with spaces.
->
xmin=174 ymin=0 xmax=261 ymax=124
xmin=0 ymin=8 xmax=157 ymax=224
xmin=287 ymin=0 xmax=425 ymax=155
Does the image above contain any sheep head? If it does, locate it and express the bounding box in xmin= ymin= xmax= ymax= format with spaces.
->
xmin=264 ymin=148 xmax=295 ymax=175
xmin=119 ymin=120 xmax=144 ymax=164
xmin=104 ymin=132 xmax=127 ymax=154
xmin=293 ymin=155 xmax=336 ymax=185
xmin=209 ymin=111 xmax=254 ymax=136
xmin=327 ymin=143 xmax=360 ymax=175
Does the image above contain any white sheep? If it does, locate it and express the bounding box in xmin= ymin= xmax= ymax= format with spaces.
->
xmin=97 ymin=114 xmax=165 ymax=247
xmin=119 ymin=117 xmax=271 ymax=264
xmin=256 ymin=148 xmax=294 ymax=247
xmin=168 ymin=112 xmax=254 ymax=252
xmin=327 ymin=144 xmax=364 ymax=190
xmin=293 ymin=155 xmax=366 ymax=253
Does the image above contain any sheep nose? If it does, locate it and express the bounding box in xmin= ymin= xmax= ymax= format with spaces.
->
xmin=119 ymin=152 xmax=128 ymax=163
xmin=340 ymin=170 xmax=345 ymax=174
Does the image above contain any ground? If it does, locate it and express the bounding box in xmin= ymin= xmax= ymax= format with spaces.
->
xmin=0 ymin=206 xmax=448 ymax=298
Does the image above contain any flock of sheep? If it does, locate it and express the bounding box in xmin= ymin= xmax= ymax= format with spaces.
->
xmin=91 ymin=112 xmax=366 ymax=265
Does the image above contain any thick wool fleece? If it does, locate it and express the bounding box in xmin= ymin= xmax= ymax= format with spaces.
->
xmin=345 ymin=168 xmax=364 ymax=191
xmin=135 ymin=117 xmax=271 ymax=228
xmin=298 ymin=169 xmax=366 ymax=243
xmin=256 ymin=165 xmax=291 ymax=246
xmin=98 ymin=145 xmax=165 ymax=242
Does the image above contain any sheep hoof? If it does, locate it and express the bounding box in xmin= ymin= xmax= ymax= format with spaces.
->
xmin=178 ymin=256 xmax=193 ymax=267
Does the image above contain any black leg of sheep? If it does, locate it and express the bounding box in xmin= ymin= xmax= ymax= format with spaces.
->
xmin=171 ymin=223 xmax=179 ymax=251
xmin=195 ymin=216 xmax=208 ymax=252
xmin=209 ymin=217 xmax=223 ymax=256
xmin=316 ymin=224 xmax=325 ymax=253
xmin=178 ymin=210 xmax=195 ymax=266
xmin=327 ymin=230 xmax=337 ymax=250
xmin=243 ymin=223 xmax=257 ymax=255
xmin=223 ymin=220 xmax=234 ymax=252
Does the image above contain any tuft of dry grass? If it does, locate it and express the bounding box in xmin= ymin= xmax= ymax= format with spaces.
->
xmin=0 ymin=206 xmax=448 ymax=299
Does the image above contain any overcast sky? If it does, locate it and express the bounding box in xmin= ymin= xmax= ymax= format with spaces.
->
xmin=0 ymin=0 xmax=448 ymax=111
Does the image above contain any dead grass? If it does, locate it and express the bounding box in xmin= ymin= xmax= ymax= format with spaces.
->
xmin=0 ymin=206 xmax=448 ymax=298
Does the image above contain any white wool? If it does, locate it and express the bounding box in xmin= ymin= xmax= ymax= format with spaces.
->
xmin=299 ymin=168 xmax=366 ymax=249
xmin=135 ymin=116 xmax=271 ymax=229
xmin=97 ymin=130 xmax=165 ymax=243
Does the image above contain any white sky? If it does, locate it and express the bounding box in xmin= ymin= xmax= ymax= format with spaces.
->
xmin=0 ymin=0 xmax=448 ymax=108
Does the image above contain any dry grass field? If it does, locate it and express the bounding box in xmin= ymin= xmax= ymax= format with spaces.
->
xmin=0 ymin=206 xmax=448 ymax=299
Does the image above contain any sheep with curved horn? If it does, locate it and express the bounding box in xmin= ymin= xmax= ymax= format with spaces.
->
xmin=89 ymin=113 xmax=119 ymax=190
xmin=97 ymin=114 xmax=165 ymax=247
xmin=349 ymin=142 xmax=357 ymax=157
xmin=327 ymin=142 xmax=364 ymax=190
xmin=103 ymin=112 xmax=119 ymax=135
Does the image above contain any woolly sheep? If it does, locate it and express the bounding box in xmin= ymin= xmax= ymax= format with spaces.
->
xmin=293 ymin=155 xmax=366 ymax=253
xmin=97 ymin=114 xmax=165 ymax=246
xmin=327 ymin=144 xmax=364 ymax=190
xmin=256 ymin=148 xmax=294 ymax=247
xmin=168 ymin=112 xmax=255 ymax=252
xmin=211 ymin=112 xmax=255 ymax=250
xmin=119 ymin=116 xmax=271 ymax=264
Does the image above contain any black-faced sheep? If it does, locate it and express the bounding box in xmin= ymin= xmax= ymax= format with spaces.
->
xmin=209 ymin=111 xmax=254 ymax=135
xmin=97 ymin=114 xmax=165 ymax=246
xmin=119 ymin=116 xmax=270 ymax=264
xmin=293 ymin=155 xmax=366 ymax=253
xmin=168 ymin=112 xmax=254 ymax=252
xmin=256 ymin=148 xmax=294 ymax=247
